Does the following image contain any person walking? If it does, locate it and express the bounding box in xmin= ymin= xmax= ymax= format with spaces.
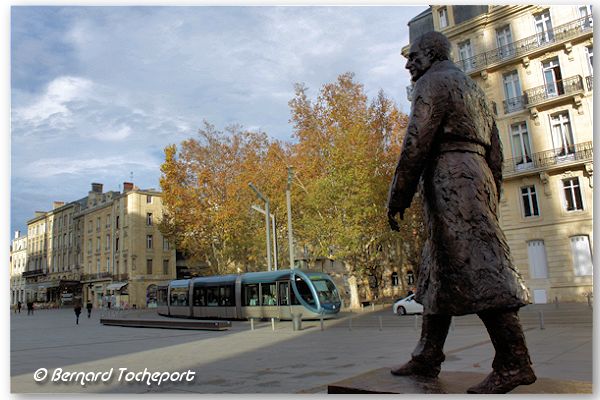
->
xmin=86 ymin=301 xmax=93 ymax=318
xmin=74 ymin=303 xmax=82 ymax=325
xmin=27 ymin=301 xmax=34 ymax=315
xmin=387 ymin=31 xmax=534 ymax=394
xmin=17 ymin=301 xmax=22 ymax=314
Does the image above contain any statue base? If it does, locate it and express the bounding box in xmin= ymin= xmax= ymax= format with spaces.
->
xmin=327 ymin=368 xmax=592 ymax=394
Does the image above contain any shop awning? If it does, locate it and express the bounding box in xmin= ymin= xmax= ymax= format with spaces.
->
xmin=106 ymin=282 xmax=128 ymax=290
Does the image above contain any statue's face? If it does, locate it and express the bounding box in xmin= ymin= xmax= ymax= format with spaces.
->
xmin=405 ymin=42 xmax=432 ymax=82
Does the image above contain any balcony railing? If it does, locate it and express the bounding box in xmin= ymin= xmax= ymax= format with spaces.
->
xmin=82 ymin=272 xmax=113 ymax=281
xmin=23 ymin=269 xmax=45 ymax=278
xmin=586 ymin=75 xmax=593 ymax=91
xmin=457 ymin=15 xmax=593 ymax=73
xmin=502 ymin=95 xmax=526 ymax=114
xmin=504 ymin=141 xmax=593 ymax=175
xmin=523 ymin=75 xmax=584 ymax=107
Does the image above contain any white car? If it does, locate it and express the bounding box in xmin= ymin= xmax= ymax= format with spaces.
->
xmin=392 ymin=294 xmax=423 ymax=315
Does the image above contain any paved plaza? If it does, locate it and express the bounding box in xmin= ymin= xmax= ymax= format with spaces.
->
xmin=10 ymin=302 xmax=593 ymax=394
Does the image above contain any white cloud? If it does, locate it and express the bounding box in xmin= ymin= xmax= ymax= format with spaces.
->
xmin=14 ymin=76 xmax=93 ymax=125
xmin=91 ymin=125 xmax=132 ymax=141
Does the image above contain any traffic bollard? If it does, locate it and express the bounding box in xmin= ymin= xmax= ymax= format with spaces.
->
xmin=539 ymin=311 xmax=545 ymax=330
xmin=250 ymin=318 xmax=255 ymax=331
xmin=378 ymin=316 xmax=383 ymax=331
xmin=271 ymin=317 xmax=276 ymax=331
xmin=320 ymin=315 xmax=324 ymax=331
xmin=371 ymin=303 xmax=375 ymax=311
xmin=414 ymin=315 xmax=419 ymax=331
xmin=554 ymin=296 xmax=559 ymax=309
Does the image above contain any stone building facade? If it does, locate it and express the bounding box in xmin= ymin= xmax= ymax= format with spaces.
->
xmin=404 ymin=5 xmax=593 ymax=303
xmin=10 ymin=231 xmax=27 ymax=305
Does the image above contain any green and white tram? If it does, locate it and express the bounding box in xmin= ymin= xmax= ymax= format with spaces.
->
xmin=157 ymin=269 xmax=341 ymax=320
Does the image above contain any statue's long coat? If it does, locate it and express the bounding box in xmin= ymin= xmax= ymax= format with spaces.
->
xmin=388 ymin=60 xmax=530 ymax=316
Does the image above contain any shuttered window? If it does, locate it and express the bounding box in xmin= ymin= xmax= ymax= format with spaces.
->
xmin=570 ymin=236 xmax=593 ymax=276
xmin=527 ymin=240 xmax=548 ymax=279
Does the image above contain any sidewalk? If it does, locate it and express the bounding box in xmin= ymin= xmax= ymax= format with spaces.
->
xmin=10 ymin=303 xmax=592 ymax=393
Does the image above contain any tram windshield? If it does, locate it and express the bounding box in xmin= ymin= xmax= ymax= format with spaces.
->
xmin=312 ymin=279 xmax=340 ymax=304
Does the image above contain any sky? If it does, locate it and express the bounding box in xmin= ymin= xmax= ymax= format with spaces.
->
xmin=10 ymin=5 xmax=426 ymax=237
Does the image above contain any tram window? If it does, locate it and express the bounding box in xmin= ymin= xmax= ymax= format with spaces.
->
xmin=193 ymin=286 xmax=206 ymax=306
xmin=157 ymin=288 xmax=168 ymax=306
xmin=243 ymin=284 xmax=259 ymax=306
xmin=220 ymin=285 xmax=234 ymax=306
xmin=206 ymin=287 xmax=219 ymax=306
xmin=278 ymin=282 xmax=289 ymax=306
xmin=294 ymin=278 xmax=316 ymax=305
xmin=313 ymin=279 xmax=339 ymax=303
xmin=261 ymin=282 xmax=277 ymax=306
xmin=178 ymin=293 xmax=188 ymax=306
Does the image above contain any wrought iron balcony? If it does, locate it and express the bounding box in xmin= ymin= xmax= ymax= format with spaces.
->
xmin=523 ymin=75 xmax=584 ymax=107
xmin=457 ymin=15 xmax=593 ymax=73
xmin=82 ymin=272 xmax=113 ymax=281
xmin=22 ymin=269 xmax=45 ymax=278
xmin=504 ymin=141 xmax=593 ymax=176
xmin=502 ymin=95 xmax=526 ymax=114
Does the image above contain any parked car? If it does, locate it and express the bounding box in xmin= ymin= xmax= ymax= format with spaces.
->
xmin=392 ymin=294 xmax=423 ymax=315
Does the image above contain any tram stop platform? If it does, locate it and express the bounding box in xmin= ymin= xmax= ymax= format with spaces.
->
xmin=100 ymin=318 xmax=232 ymax=331
xmin=327 ymin=368 xmax=593 ymax=394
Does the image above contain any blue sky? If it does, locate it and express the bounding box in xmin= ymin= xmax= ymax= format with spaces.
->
xmin=10 ymin=5 xmax=426 ymax=237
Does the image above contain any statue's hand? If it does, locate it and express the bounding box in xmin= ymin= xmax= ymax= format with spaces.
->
xmin=387 ymin=206 xmax=404 ymax=231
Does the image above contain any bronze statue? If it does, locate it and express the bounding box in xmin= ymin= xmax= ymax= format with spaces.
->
xmin=387 ymin=31 xmax=536 ymax=394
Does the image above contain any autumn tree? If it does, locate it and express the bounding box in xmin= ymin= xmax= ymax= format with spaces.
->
xmin=288 ymin=72 xmax=422 ymax=298
xmin=159 ymin=122 xmax=289 ymax=275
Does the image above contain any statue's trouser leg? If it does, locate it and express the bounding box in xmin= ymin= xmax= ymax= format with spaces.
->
xmin=391 ymin=314 xmax=451 ymax=377
xmin=467 ymin=308 xmax=536 ymax=393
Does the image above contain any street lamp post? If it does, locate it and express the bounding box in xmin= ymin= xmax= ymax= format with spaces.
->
xmin=251 ymin=205 xmax=278 ymax=271
xmin=248 ymin=183 xmax=272 ymax=272
xmin=286 ymin=167 xmax=295 ymax=269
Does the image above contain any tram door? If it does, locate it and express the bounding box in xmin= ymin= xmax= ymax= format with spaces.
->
xmin=278 ymin=281 xmax=292 ymax=320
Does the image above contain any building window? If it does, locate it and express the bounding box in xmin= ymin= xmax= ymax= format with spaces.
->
xmin=586 ymin=45 xmax=593 ymax=75
xmin=391 ymin=272 xmax=399 ymax=287
xmin=534 ymin=10 xmax=554 ymax=44
xmin=115 ymin=237 xmax=119 ymax=252
xmin=511 ymin=122 xmax=532 ymax=167
xmin=550 ymin=112 xmax=574 ymax=156
xmin=502 ymin=71 xmax=523 ymax=113
xmin=496 ymin=25 xmax=514 ymax=59
xmin=146 ymin=235 xmax=153 ymax=249
xmin=97 ymin=259 xmax=101 ymax=274
xmin=146 ymin=195 xmax=152 ymax=204
xmin=579 ymin=5 xmax=593 ymax=29
xmin=106 ymin=234 xmax=110 ymax=250
xmin=96 ymin=237 xmax=100 ymax=252
xmin=527 ymin=240 xmax=548 ymax=279
xmin=146 ymin=259 xmax=153 ymax=275
xmin=562 ymin=177 xmax=584 ymax=211
xmin=106 ymin=258 xmax=110 ymax=273
xmin=406 ymin=271 xmax=415 ymax=285
xmin=96 ymin=217 xmax=101 ymax=231
xmin=458 ymin=40 xmax=474 ymax=71
xmin=163 ymin=238 xmax=170 ymax=251
xmin=163 ymin=259 xmax=169 ymax=275
xmin=570 ymin=235 xmax=593 ymax=276
xmin=521 ymin=186 xmax=539 ymax=217
xmin=106 ymin=215 xmax=111 ymax=227
xmin=542 ymin=57 xmax=563 ymax=97
xmin=116 ymin=215 xmax=120 ymax=229
xmin=438 ymin=7 xmax=448 ymax=28
xmin=147 ymin=213 xmax=153 ymax=226
xmin=87 ymin=239 xmax=92 ymax=254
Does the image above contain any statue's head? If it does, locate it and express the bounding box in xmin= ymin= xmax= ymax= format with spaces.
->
xmin=406 ymin=31 xmax=452 ymax=82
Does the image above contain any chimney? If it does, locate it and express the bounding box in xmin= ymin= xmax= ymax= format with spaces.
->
xmin=14 ymin=231 xmax=20 ymax=239
xmin=123 ymin=182 xmax=134 ymax=192
xmin=91 ymin=183 xmax=103 ymax=193
xmin=53 ymin=201 xmax=65 ymax=209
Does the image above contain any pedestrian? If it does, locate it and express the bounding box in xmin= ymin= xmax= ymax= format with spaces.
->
xmin=27 ymin=301 xmax=34 ymax=315
xmin=387 ymin=31 xmax=534 ymax=393
xmin=17 ymin=301 xmax=22 ymax=314
xmin=86 ymin=301 xmax=93 ymax=318
xmin=74 ymin=303 xmax=82 ymax=325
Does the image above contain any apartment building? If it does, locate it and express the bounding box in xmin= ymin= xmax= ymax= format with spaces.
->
xmin=20 ymin=182 xmax=176 ymax=308
xmin=10 ymin=231 xmax=27 ymax=305
xmin=404 ymin=5 xmax=593 ymax=302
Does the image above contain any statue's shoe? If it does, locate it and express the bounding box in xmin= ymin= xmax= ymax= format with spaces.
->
xmin=390 ymin=359 xmax=441 ymax=378
xmin=466 ymin=367 xmax=536 ymax=394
